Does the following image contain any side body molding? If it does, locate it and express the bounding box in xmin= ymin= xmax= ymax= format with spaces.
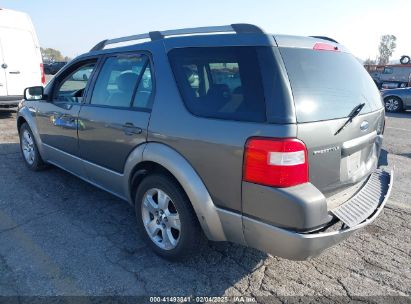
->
xmin=125 ymin=142 xmax=227 ymax=242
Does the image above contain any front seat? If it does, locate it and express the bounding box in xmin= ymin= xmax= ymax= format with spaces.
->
xmin=106 ymin=72 xmax=138 ymax=107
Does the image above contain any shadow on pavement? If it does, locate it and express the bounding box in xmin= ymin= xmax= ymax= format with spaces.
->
xmin=378 ymin=149 xmax=389 ymax=167
xmin=385 ymin=110 xmax=411 ymax=118
xmin=0 ymin=109 xmax=16 ymax=119
xmin=0 ymin=142 xmax=264 ymax=296
xmin=398 ymin=152 xmax=411 ymax=159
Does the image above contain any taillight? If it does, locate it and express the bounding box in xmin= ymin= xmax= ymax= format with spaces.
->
xmin=40 ymin=63 xmax=45 ymax=85
xmin=243 ymin=138 xmax=309 ymax=188
xmin=313 ymin=42 xmax=339 ymax=52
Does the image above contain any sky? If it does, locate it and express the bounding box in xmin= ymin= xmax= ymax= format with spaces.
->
xmin=2 ymin=0 xmax=410 ymax=61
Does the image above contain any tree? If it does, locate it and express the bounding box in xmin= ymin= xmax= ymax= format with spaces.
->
xmin=364 ymin=58 xmax=376 ymax=65
xmin=377 ymin=35 xmax=397 ymax=65
xmin=40 ymin=47 xmax=71 ymax=62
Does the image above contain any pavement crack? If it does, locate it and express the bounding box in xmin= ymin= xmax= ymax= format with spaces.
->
xmin=0 ymin=207 xmax=68 ymax=235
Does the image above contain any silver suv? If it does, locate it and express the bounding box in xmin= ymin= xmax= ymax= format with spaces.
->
xmin=17 ymin=24 xmax=393 ymax=261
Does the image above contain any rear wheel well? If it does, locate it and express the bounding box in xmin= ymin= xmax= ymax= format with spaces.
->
xmin=129 ymin=161 xmax=186 ymax=206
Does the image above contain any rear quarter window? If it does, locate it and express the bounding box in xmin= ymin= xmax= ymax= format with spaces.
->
xmin=280 ymin=48 xmax=383 ymax=123
xmin=168 ymin=47 xmax=267 ymax=122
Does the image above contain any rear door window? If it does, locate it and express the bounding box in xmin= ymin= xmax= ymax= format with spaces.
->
xmin=90 ymin=54 xmax=153 ymax=109
xmin=280 ymin=48 xmax=383 ymax=123
xmin=168 ymin=47 xmax=267 ymax=122
xmin=132 ymin=64 xmax=153 ymax=109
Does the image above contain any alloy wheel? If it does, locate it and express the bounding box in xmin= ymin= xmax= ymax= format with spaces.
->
xmin=141 ymin=188 xmax=181 ymax=250
xmin=21 ymin=130 xmax=35 ymax=165
xmin=385 ymin=98 xmax=399 ymax=112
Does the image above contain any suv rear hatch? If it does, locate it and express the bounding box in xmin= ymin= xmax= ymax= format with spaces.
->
xmin=278 ymin=42 xmax=385 ymax=199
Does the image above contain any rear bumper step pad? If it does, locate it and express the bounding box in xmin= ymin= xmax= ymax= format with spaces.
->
xmin=331 ymin=170 xmax=391 ymax=227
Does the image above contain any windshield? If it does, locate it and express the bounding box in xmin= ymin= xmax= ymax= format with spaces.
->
xmin=280 ymin=47 xmax=383 ymax=123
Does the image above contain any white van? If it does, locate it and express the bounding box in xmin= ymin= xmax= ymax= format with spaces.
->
xmin=0 ymin=8 xmax=44 ymax=107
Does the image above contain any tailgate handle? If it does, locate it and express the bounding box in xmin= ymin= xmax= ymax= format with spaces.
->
xmin=9 ymin=71 xmax=20 ymax=74
xmin=341 ymin=131 xmax=377 ymax=156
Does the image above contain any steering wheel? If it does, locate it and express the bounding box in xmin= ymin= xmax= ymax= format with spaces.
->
xmin=58 ymin=88 xmax=85 ymax=103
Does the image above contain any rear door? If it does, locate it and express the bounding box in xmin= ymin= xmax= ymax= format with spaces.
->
xmin=0 ymin=27 xmax=41 ymax=96
xmin=279 ymin=47 xmax=385 ymax=196
xmin=78 ymin=52 xmax=153 ymax=175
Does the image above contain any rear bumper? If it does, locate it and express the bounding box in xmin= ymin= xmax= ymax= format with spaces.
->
xmin=242 ymin=169 xmax=393 ymax=260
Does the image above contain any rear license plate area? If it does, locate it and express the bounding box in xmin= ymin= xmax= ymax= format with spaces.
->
xmin=347 ymin=151 xmax=361 ymax=175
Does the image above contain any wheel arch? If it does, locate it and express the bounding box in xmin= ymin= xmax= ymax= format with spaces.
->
xmin=17 ymin=116 xmax=27 ymax=133
xmin=17 ymin=107 xmax=44 ymax=154
xmin=124 ymin=142 xmax=227 ymax=242
xmin=128 ymin=160 xmax=176 ymax=207
xmin=384 ymin=95 xmax=403 ymax=102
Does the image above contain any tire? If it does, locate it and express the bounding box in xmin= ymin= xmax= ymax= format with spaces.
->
xmin=384 ymin=96 xmax=403 ymax=113
xmin=134 ymin=174 xmax=206 ymax=261
xmin=400 ymin=55 xmax=410 ymax=65
xmin=19 ymin=123 xmax=46 ymax=171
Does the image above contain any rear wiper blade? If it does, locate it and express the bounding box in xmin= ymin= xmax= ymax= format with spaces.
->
xmin=334 ymin=103 xmax=365 ymax=135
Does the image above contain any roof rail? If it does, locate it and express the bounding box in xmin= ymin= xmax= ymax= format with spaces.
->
xmin=310 ymin=36 xmax=339 ymax=44
xmin=90 ymin=23 xmax=264 ymax=52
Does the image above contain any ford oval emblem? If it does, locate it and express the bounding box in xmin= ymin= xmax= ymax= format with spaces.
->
xmin=360 ymin=121 xmax=369 ymax=131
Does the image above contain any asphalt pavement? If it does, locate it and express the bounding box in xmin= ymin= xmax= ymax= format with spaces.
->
xmin=0 ymin=108 xmax=409 ymax=302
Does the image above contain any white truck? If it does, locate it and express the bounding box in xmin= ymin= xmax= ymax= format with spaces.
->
xmin=0 ymin=8 xmax=45 ymax=107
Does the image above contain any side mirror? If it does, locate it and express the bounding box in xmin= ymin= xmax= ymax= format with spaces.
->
xmin=24 ymin=86 xmax=44 ymax=100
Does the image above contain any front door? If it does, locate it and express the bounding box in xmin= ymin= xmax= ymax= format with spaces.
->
xmin=36 ymin=59 xmax=98 ymax=165
xmin=78 ymin=53 xmax=153 ymax=176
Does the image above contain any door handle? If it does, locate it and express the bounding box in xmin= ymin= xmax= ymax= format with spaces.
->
xmin=122 ymin=122 xmax=142 ymax=135
xmin=63 ymin=115 xmax=76 ymax=123
xmin=9 ymin=71 xmax=20 ymax=74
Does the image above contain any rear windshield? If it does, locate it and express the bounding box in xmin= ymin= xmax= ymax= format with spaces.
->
xmin=168 ymin=47 xmax=267 ymax=122
xmin=280 ymin=48 xmax=383 ymax=123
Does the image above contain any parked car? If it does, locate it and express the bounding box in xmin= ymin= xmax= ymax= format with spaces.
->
xmin=47 ymin=61 xmax=67 ymax=75
xmin=17 ymin=24 xmax=392 ymax=261
xmin=43 ymin=62 xmax=53 ymax=75
xmin=0 ymin=8 xmax=45 ymax=108
xmin=381 ymin=87 xmax=411 ymax=112
xmin=370 ymin=70 xmax=383 ymax=88
xmin=378 ymin=65 xmax=411 ymax=89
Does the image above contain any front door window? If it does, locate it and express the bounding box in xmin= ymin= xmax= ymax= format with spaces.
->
xmin=55 ymin=63 xmax=96 ymax=103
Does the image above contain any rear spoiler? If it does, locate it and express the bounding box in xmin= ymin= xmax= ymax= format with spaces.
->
xmin=309 ymin=36 xmax=339 ymax=44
